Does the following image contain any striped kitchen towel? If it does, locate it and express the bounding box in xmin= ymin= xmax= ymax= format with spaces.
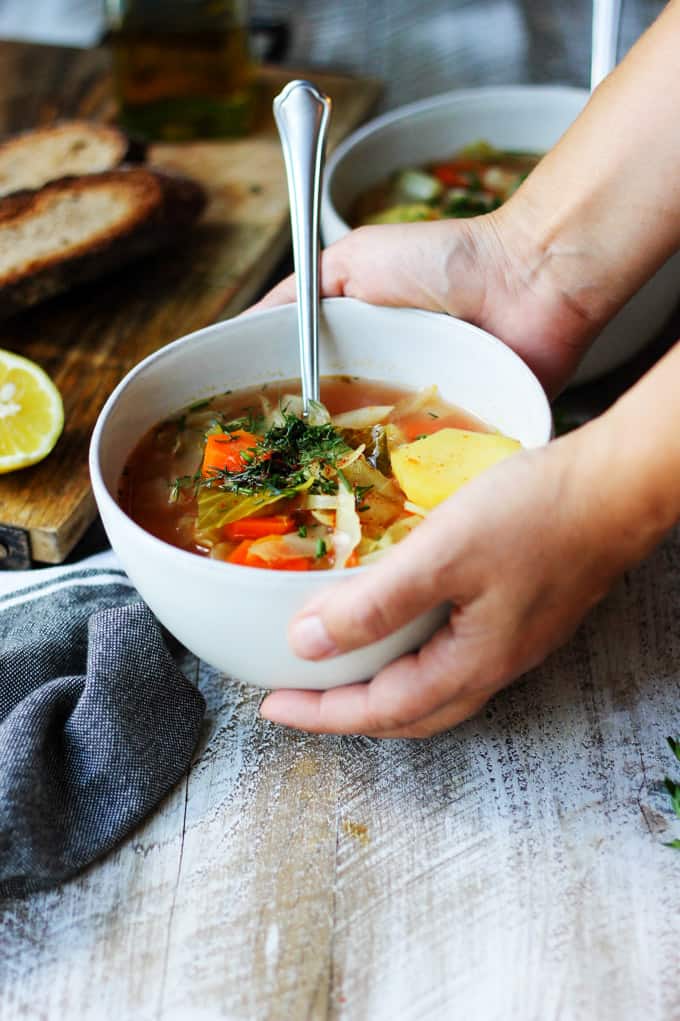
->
xmin=0 ymin=552 xmax=205 ymax=898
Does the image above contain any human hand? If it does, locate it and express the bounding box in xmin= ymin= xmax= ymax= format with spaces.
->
xmin=260 ymin=421 xmax=647 ymax=738
xmin=250 ymin=213 xmax=598 ymax=397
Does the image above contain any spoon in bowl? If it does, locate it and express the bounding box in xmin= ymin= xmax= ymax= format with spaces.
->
xmin=273 ymin=80 xmax=332 ymax=418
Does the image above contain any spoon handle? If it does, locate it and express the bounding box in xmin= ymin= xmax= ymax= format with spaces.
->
xmin=590 ymin=0 xmax=622 ymax=90
xmin=273 ymin=80 xmax=332 ymax=415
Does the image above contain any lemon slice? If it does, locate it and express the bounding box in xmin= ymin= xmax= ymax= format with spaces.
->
xmin=0 ymin=349 xmax=64 ymax=473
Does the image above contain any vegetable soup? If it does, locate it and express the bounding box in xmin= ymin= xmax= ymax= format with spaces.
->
xmin=119 ymin=376 xmax=521 ymax=571
xmin=351 ymin=140 xmax=541 ymax=227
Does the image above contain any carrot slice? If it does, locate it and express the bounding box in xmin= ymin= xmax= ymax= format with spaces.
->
xmin=251 ymin=556 xmax=311 ymax=572
xmin=201 ymin=431 xmax=267 ymax=477
xmin=346 ymin=550 xmax=360 ymax=568
xmin=223 ymin=515 xmax=296 ymax=540
xmin=227 ymin=536 xmax=311 ymax=570
xmin=227 ymin=539 xmax=254 ymax=565
xmin=431 ymin=165 xmax=470 ymax=188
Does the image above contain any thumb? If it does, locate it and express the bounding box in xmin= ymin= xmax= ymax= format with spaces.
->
xmin=246 ymin=272 xmax=297 ymax=313
xmin=288 ymin=519 xmax=452 ymax=659
xmin=246 ymin=239 xmax=354 ymax=314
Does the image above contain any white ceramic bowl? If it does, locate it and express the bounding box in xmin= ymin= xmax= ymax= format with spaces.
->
xmin=90 ymin=298 xmax=552 ymax=690
xmin=321 ymin=85 xmax=680 ymax=386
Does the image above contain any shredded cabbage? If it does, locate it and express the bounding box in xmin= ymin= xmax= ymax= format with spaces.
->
xmin=357 ymin=515 xmax=421 ymax=564
xmin=310 ymin=510 xmax=335 ymax=528
xmin=404 ymin=500 xmax=429 ymax=517
xmin=332 ymin=405 xmax=394 ymax=430
xmin=277 ymin=395 xmax=331 ymax=425
xmin=333 ymin=480 xmax=362 ymax=569
xmin=305 ymin=494 xmax=338 ymax=510
xmin=389 ymin=385 xmax=439 ymax=420
xmin=196 ymin=477 xmax=313 ymax=530
xmin=249 ymin=529 xmax=330 ymax=563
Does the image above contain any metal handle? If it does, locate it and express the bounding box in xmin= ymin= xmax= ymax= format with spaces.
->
xmin=590 ymin=0 xmax=621 ymax=90
xmin=273 ymin=79 xmax=332 ymax=415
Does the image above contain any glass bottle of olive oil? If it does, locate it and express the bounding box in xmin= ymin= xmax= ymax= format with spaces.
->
xmin=105 ymin=0 xmax=255 ymax=141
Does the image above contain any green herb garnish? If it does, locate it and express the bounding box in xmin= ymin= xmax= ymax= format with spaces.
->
xmin=168 ymin=475 xmax=195 ymax=503
xmin=663 ymin=735 xmax=680 ymax=849
xmin=200 ymin=409 xmax=351 ymax=501
xmin=297 ymin=524 xmax=307 ymax=538
xmin=224 ymin=406 xmax=265 ymax=435
xmin=315 ymin=538 xmax=327 ymax=558
xmin=663 ymin=776 xmax=680 ymax=817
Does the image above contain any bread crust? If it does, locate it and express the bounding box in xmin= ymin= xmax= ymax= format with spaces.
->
xmin=0 ymin=121 xmax=147 ymax=198
xmin=0 ymin=167 xmax=205 ymax=318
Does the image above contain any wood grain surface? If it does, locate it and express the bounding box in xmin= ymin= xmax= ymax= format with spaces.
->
xmin=0 ymin=42 xmax=381 ymax=566
xmin=1 ymin=530 xmax=679 ymax=1020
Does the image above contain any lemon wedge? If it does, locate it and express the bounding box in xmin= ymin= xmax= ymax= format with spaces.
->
xmin=0 ymin=349 xmax=64 ymax=473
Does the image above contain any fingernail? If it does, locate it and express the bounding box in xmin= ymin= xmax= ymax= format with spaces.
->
xmin=290 ymin=615 xmax=339 ymax=659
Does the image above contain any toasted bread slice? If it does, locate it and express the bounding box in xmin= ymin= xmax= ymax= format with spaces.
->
xmin=0 ymin=167 xmax=205 ymax=318
xmin=0 ymin=121 xmax=146 ymax=199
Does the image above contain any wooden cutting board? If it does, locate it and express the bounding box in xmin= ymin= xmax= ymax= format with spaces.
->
xmin=0 ymin=41 xmax=381 ymax=568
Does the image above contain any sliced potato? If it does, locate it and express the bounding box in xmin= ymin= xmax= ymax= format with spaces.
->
xmin=391 ymin=428 xmax=521 ymax=509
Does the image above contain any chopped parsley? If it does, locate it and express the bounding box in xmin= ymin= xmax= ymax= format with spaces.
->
xmin=315 ymin=538 xmax=327 ymax=558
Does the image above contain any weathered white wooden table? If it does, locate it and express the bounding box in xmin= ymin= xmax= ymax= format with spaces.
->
xmin=1 ymin=2 xmax=679 ymax=1018
xmin=1 ymin=530 xmax=679 ymax=1019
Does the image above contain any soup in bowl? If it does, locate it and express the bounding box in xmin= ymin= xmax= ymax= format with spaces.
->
xmin=90 ymin=298 xmax=552 ymax=690
xmin=321 ymin=86 xmax=680 ymax=386
xmin=350 ymin=140 xmax=541 ymax=227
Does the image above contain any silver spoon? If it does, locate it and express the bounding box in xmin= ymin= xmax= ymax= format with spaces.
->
xmin=590 ymin=0 xmax=621 ymax=90
xmin=273 ymin=80 xmax=332 ymax=417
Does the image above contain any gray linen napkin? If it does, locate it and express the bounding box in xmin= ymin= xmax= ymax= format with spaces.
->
xmin=0 ymin=553 xmax=205 ymax=898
